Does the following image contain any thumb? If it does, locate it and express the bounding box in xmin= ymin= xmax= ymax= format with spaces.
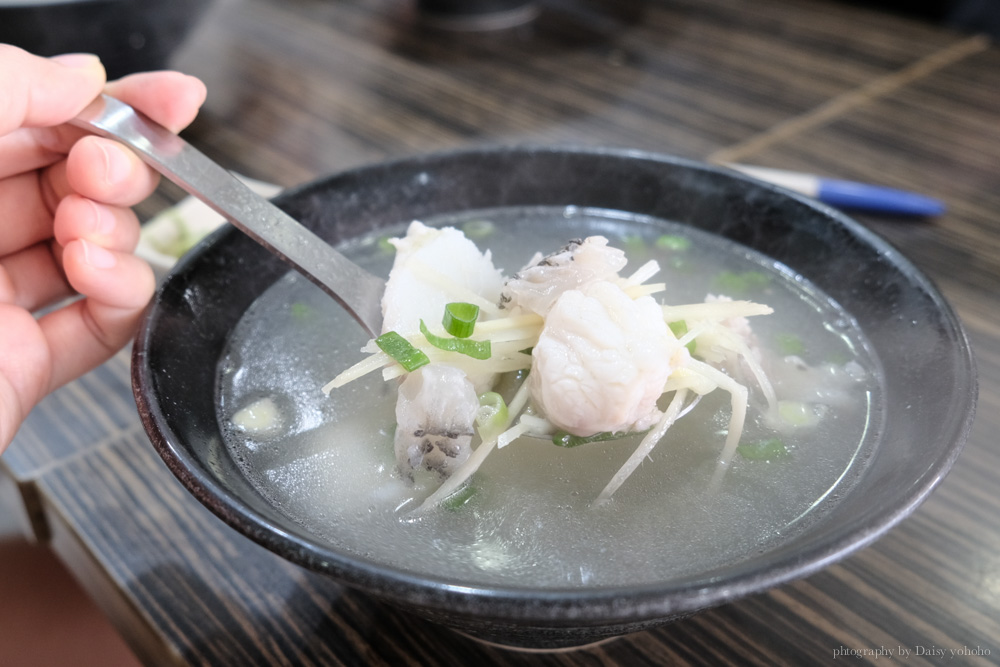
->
xmin=0 ymin=45 xmax=107 ymax=135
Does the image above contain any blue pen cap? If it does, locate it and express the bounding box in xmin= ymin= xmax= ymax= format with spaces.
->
xmin=818 ymin=179 xmax=946 ymax=216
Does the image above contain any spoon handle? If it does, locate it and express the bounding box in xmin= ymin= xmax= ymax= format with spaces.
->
xmin=70 ymin=94 xmax=385 ymax=337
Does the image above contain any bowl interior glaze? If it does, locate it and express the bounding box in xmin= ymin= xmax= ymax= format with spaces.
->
xmin=133 ymin=147 xmax=976 ymax=648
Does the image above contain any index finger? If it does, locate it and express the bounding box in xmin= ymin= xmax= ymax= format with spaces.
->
xmin=104 ymin=71 xmax=207 ymax=134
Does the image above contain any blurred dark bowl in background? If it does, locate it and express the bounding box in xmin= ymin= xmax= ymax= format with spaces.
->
xmin=417 ymin=0 xmax=539 ymax=30
xmin=0 ymin=0 xmax=210 ymax=79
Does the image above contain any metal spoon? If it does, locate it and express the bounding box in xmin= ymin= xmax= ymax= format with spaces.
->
xmin=70 ymin=94 xmax=385 ymax=337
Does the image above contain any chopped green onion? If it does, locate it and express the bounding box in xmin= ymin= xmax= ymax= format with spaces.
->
xmin=668 ymin=320 xmax=697 ymax=355
xmin=713 ymin=270 xmax=771 ymax=295
xmin=476 ymin=392 xmax=508 ymax=440
xmin=442 ymin=302 xmax=480 ymax=338
xmin=420 ymin=320 xmax=491 ymax=360
xmin=827 ymin=349 xmax=851 ymax=365
xmin=462 ymin=219 xmax=495 ymax=239
xmin=290 ymin=302 xmax=312 ymax=321
xmin=442 ymin=484 xmax=477 ymax=510
xmin=737 ymin=438 xmax=789 ymax=461
xmin=775 ymin=333 xmax=805 ymax=356
xmin=655 ymin=234 xmax=691 ymax=251
xmin=377 ymin=235 xmax=395 ymax=254
xmin=621 ymin=234 xmax=646 ymax=252
xmin=375 ymin=331 xmax=430 ymax=372
xmin=553 ymin=430 xmax=629 ymax=448
xmin=778 ymin=400 xmax=821 ymax=428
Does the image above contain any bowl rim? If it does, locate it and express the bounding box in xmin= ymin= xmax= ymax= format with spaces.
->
xmin=132 ymin=144 xmax=978 ymax=623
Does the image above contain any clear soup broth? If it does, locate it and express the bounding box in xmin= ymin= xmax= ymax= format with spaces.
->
xmin=217 ymin=207 xmax=883 ymax=588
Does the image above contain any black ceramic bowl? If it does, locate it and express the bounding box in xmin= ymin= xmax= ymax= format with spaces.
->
xmin=133 ymin=146 xmax=976 ymax=649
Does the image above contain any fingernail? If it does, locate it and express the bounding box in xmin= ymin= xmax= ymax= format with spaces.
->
xmin=51 ymin=53 xmax=102 ymax=69
xmin=80 ymin=239 xmax=117 ymax=269
xmin=98 ymin=142 xmax=132 ymax=186
xmin=86 ymin=199 xmax=116 ymax=236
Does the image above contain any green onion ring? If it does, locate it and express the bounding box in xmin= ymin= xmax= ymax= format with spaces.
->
xmin=443 ymin=302 xmax=480 ymax=338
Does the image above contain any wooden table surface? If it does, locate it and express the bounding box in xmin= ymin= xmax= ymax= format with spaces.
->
xmin=3 ymin=0 xmax=999 ymax=664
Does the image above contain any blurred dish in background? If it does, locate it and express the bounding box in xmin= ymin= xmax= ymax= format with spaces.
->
xmin=0 ymin=0 xmax=211 ymax=78
xmin=137 ymin=175 xmax=281 ymax=279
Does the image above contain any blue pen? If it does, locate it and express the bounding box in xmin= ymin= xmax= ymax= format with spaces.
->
xmin=726 ymin=164 xmax=945 ymax=217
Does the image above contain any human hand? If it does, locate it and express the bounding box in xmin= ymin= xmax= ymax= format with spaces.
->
xmin=0 ymin=46 xmax=207 ymax=451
